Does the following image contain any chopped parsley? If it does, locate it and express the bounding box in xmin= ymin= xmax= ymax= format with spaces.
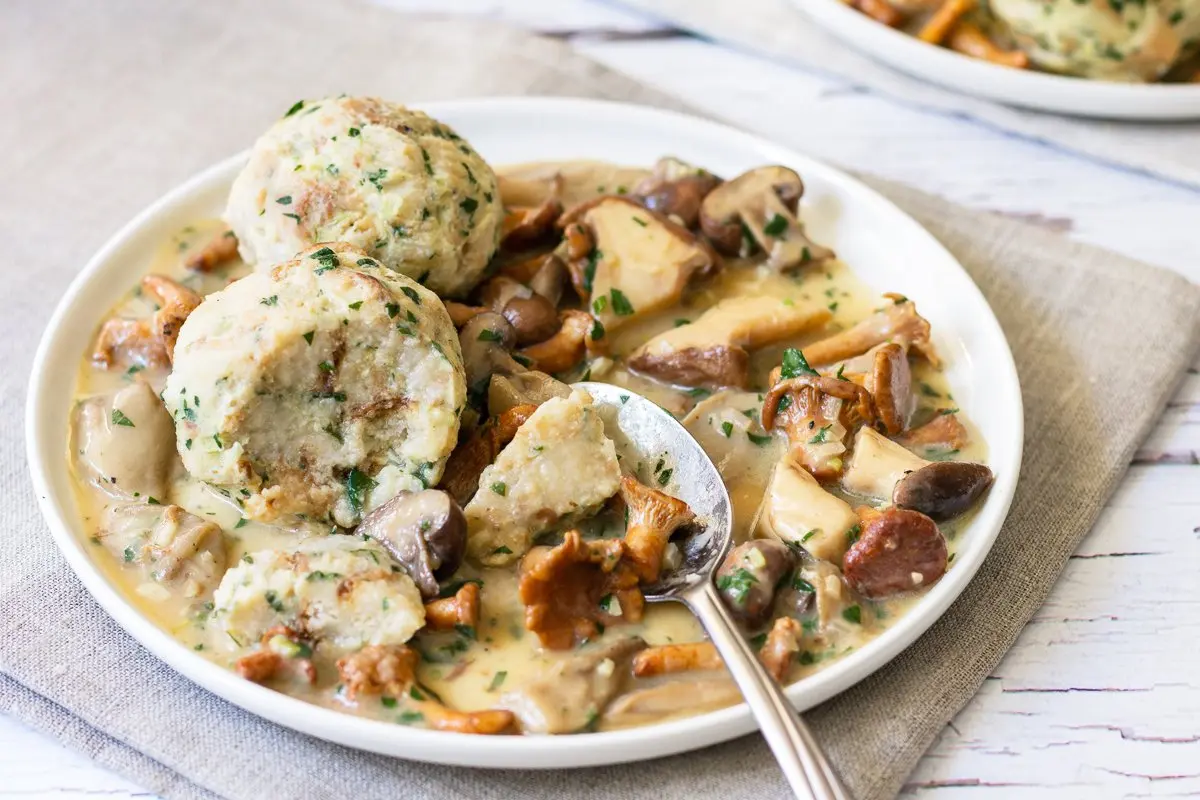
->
xmin=260 ymin=295 xmax=278 ymax=306
xmin=488 ymin=671 xmax=508 ymax=691
xmin=366 ymin=168 xmax=388 ymax=190
xmin=347 ymin=301 xmax=363 ymax=310
xmin=345 ymin=468 xmax=377 ymax=515
xmin=401 ymin=286 xmax=421 ymax=304
xmin=275 ymin=195 xmax=292 ymax=205
xmin=302 ymin=330 xmax=315 ymax=345
xmin=492 ymin=545 xmax=513 ymax=555
xmin=284 ymin=100 xmax=305 ymax=116
xmin=348 ymin=127 xmax=361 ymax=137
xmin=720 ymin=421 xmax=734 ymax=438
xmin=747 ymin=432 xmax=773 ymax=446
xmin=592 ymin=295 xmax=608 ymax=314
xmin=478 ymin=328 xmax=503 ymax=342
xmin=610 ymin=288 xmax=635 ymax=316
xmin=582 ymin=249 xmax=601 ymax=294
xmin=398 ymin=711 xmax=425 ymax=725
xmin=763 ymin=213 xmax=788 ymax=237
xmin=111 ymin=409 xmax=135 ymax=428
xmin=793 ymin=575 xmax=815 ymax=593
xmin=657 ymin=468 xmax=673 ymax=486
xmin=234 ymin=518 xmax=249 ymax=529
xmin=842 ymin=605 xmax=862 ymax=624
xmin=264 ymin=590 xmax=285 ymax=613
xmin=590 ymin=319 xmax=605 ymax=341
xmin=808 ymin=424 xmax=832 ymax=444
xmin=459 ymin=197 xmax=478 ymax=215
xmin=716 ymin=568 xmax=758 ymax=606
xmin=846 ymin=524 xmax=862 ymax=545
xmin=490 ymin=482 xmax=507 ymax=496
xmin=780 ymin=347 xmax=819 ymax=379
xmin=381 ymin=697 xmax=398 ymax=709
xmin=632 ymin=216 xmax=648 ymax=227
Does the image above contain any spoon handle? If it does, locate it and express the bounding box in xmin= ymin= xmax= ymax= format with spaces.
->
xmin=690 ymin=582 xmax=851 ymax=800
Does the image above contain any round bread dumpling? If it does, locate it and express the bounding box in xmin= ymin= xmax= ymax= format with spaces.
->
xmin=164 ymin=243 xmax=467 ymax=527
xmin=226 ymin=96 xmax=502 ymax=298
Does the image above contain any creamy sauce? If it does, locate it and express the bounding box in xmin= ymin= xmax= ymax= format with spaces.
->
xmin=70 ymin=159 xmax=988 ymax=732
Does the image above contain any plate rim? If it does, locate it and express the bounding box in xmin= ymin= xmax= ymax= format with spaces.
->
xmin=26 ymin=95 xmax=1024 ymax=769
xmin=795 ymin=0 xmax=1200 ymax=120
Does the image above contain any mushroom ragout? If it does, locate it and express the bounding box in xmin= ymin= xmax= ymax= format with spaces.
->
xmin=69 ymin=99 xmax=993 ymax=735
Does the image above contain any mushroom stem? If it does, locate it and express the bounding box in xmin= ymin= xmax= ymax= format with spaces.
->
xmin=422 ymin=582 xmax=481 ymax=631
xmin=619 ymin=476 xmax=696 ymax=584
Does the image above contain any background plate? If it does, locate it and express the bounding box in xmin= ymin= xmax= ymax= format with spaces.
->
xmin=27 ymin=97 xmax=1022 ymax=769
xmin=796 ymin=0 xmax=1200 ymax=120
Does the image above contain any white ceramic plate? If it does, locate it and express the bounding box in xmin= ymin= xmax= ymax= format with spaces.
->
xmin=796 ymin=0 xmax=1200 ymax=120
xmin=27 ymin=97 xmax=1022 ymax=769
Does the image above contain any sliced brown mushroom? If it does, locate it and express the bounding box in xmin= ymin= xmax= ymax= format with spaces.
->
xmin=458 ymin=312 xmax=525 ymax=396
xmin=619 ymin=475 xmax=696 ymax=584
xmin=759 ymin=456 xmax=860 ymax=564
xmin=761 ymin=373 xmax=876 ymax=481
xmin=558 ymin=197 xmax=718 ymax=332
xmin=699 ymin=166 xmax=834 ymax=271
xmin=840 ymin=426 xmax=930 ymax=500
xmin=895 ymin=411 xmax=969 ymax=456
xmin=631 ymin=641 xmax=725 ymax=677
xmin=92 ymin=274 xmax=202 ymax=369
xmin=499 ymin=637 xmax=646 ymax=734
xmin=518 ymin=309 xmax=595 ymax=375
xmin=74 ymin=380 xmax=178 ymax=501
xmin=486 ymin=371 xmax=571 ymax=416
xmin=893 ymin=461 xmax=994 ymax=521
xmin=631 ymin=157 xmax=722 ymax=229
xmin=842 ymin=507 xmax=948 ymax=600
xmin=422 ymin=581 xmax=481 ymax=631
xmin=864 ymin=342 xmax=915 ymax=435
xmin=802 ymin=295 xmax=939 ymax=368
xmin=184 ymin=229 xmax=239 ymax=272
xmin=628 ymin=296 xmax=831 ymax=389
xmin=518 ymin=530 xmax=644 ymax=650
xmin=355 ymin=489 xmax=467 ymax=600
xmin=438 ymin=403 xmax=538 ymax=506
xmin=99 ymin=502 xmax=226 ymax=600
xmin=500 ymin=174 xmax=563 ymax=252
xmin=603 ymin=678 xmax=742 ymax=728
xmin=714 ymin=538 xmax=797 ymax=627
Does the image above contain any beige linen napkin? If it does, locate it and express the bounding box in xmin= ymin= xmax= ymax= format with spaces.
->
xmin=616 ymin=0 xmax=1200 ymax=189
xmin=3 ymin=2 xmax=1198 ymax=799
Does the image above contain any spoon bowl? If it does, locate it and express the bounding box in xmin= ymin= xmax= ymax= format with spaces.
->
xmin=579 ymin=382 xmax=849 ymax=800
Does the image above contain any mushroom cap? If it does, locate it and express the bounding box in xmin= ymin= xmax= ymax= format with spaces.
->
xmin=699 ymin=165 xmax=805 ymax=253
xmin=356 ymin=489 xmax=468 ymax=600
xmin=893 ymin=461 xmax=994 ymax=521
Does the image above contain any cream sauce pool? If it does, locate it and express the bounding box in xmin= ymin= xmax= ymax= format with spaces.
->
xmin=71 ymin=160 xmax=987 ymax=731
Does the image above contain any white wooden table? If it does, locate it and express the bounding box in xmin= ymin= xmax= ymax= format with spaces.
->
xmin=6 ymin=1 xmax=1198 ymax=797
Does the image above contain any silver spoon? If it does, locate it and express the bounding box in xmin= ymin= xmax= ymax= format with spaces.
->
xmin=579 ymin=382 xmax=849 ymax=800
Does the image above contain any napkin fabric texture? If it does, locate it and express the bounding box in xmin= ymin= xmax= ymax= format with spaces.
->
xmin=3 ymin=2 xmax=1199 ymax=799
xmin=616 ymin=0 xmax=1200 ymax=190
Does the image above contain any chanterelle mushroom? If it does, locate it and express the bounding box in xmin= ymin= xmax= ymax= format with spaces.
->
xmin=761 ymin=349 xmax=877 ymax=481
xmin=699 ymin=165 xmax=834 ymax=271
xmin=802 ymin=295 xmax=939 ymax=368
xmin=619 ymin=475 xmax=696 ymax=584
xmin=92 ymin=274 xmax=202 ymax=369
xmin=499 ymin=174 xmax=563 ymax=252
xmin=559 ymin=196 xmax=718 ymax=333
xmin=518 ymin=530 xmax=644 ymax=650
xmin=628 ymin=296 xmax=831 ymax=389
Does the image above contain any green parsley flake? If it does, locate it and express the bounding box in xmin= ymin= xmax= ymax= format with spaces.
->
xmin=763 ymin=213 xmax=788 ymax=237
xmin=490 ymin=482 xmax=507 ymax=496
xmin=111 ymin=409 xmax=135 ymax=427
xmin=720 ymin=421 xmax=734 ymax=438
xmin=780 ymin=347 xmax=819 ymax=379
xmin=610 ymin=288 xmax=634 ymax=316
